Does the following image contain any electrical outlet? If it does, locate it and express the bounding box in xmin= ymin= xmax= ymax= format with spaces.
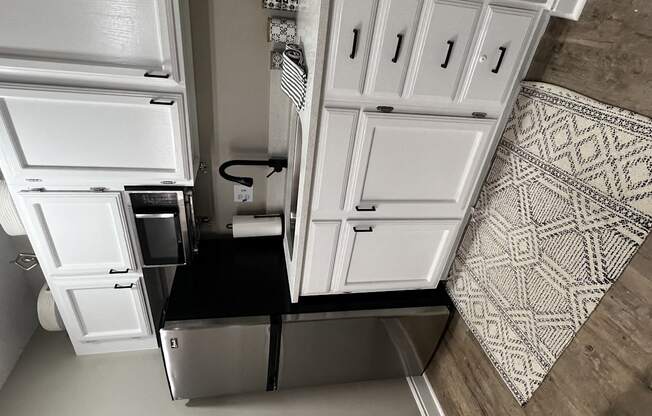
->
xmin=234 ymin=185 xmax=253 ymax=203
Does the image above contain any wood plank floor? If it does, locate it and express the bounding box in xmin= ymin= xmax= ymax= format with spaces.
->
xmin=426 ymin=2 xmax=652 ymax=414
xmin=426 ymin=236 xmax=652 ymax=416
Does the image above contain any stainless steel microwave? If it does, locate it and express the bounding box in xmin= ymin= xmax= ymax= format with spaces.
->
xmin=126 ymin=187 xmax=198 ymax=267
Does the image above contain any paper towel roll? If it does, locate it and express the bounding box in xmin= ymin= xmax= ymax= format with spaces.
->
xmin=231 ymin=215 xmax=282 ymax=238
xmin=0 ymin=180 xmax=25 ymax=236
xmin=37 ymin=284 xmax=64 ymax=332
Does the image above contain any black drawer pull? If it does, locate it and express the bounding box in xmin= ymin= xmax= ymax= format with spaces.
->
xmin=353 ymin=226 xmax=373 ymax=233
xmin=144 ymin=71 xmax=171 ymax=79
xmin=355 ymin=205 xmax=376 ymax=212
xmin=149 ymin=98 xmax=175 ymax=106
xmin=109 ymin=268 xmax=130 ymax=274
xmin=114 ymin=283 xmax=134 ymax=289
xmin=441 ymin=40 xmax=454 ymax=68
xmin=376 ymin=106 xmax=394 ymax=113
xmin=391 ymin=33 xmax=404 ymax=63
xmin=491 ymin=46 xmax=507 ymax=74
xmin=350 ymin=28 xmax=359 ymax=59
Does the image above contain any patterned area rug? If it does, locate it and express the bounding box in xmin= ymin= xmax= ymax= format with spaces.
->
xmin=446 ymin=81 xmax=652 ymax=404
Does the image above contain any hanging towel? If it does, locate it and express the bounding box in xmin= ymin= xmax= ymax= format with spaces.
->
xmin=281 ymin=44 xmax=307 ymax=112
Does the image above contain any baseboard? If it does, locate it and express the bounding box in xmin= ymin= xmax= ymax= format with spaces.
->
xmin=407 ymin=374 xmax=446 ymax=416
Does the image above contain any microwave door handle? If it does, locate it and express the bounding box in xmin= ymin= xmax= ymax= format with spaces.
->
xmin=135 ymin=213 xmax=176 ymax=219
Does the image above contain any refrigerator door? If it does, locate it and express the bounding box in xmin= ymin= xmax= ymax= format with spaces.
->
xmin=277 ymin=306 xmax=449 ymax=389
xmin=160 ymin=316 xmax=271 ymax=399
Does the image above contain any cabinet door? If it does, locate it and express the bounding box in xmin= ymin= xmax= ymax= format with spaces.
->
xmin=406 ymin=0 xmax=482 ymax=103
xmin=0 ymin=86 xmax=188 ymax=185
xmin=52 ymin=275 xmax=151 ymax=343
xmin=19 ymin=192 xmax=136 ymax=277
xmin=311 ymin=108 xmax=358 ymax=218
xmin=336 ymin=220 xmax=460 ymax=292
xmin=366 ymin=0 xmax=422 ymax=99
xmin=459 ymin=5 xmax=538 ymax=106
xmin=0 ymin=0 xmax=179 ymax=85
xmin=348 ymin=113 xmax=495 ymax=218
xmin=325 ymin=0 xmax=377 ymax=98
xmin=301 ymin=221 xmax=341 ymax=295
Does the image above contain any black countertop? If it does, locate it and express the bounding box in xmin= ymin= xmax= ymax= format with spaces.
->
xmin=163 ymin=237 xmax=450 ymax=323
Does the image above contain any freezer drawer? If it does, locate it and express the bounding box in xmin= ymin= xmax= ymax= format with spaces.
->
xmin=160 ymin=317 xmax=271 ymax=400
xmin=277 ymin=306 xmax=449 ymax=389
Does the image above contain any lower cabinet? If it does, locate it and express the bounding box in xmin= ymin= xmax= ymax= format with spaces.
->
xmin=301 ymin=219 xmax=460 ymax=295
xmin=51 ymin=274 xmax=152 ymax=344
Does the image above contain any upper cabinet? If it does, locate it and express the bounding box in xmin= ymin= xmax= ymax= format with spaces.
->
xmin=0 ymin=0 xmax=180 ymax=87
xmin=325 ymin=0 xmax=377 ymax=98
xmin=0 ymin=85 xmax=190 ymax=186
xmin=17 ymin=191 xmax=136 ymax=277
xmin=406 ymin=0 xmax=483 ymax=104
xmin=365 ymin=0 xmax=422 ymax=99
xmin=458 ymin=5 xmax=539 ymax=107
xmin=323 ymin=0 xmax=543 ymax=114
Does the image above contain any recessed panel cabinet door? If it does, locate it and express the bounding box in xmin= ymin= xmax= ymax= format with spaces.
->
xmin=18 ymin=192 xmax=136 ymax=277
xmin=51 ymin=275 xmax=151 ymax=343
xmin=407 ymin=0 xmax=482 ymax=103
xmin=366 ymin=0 xmax=422 ymax=99
xmin=0 ymin=86 xmax=188 ymax=185
xmin=0 ymin=0 xmax=179 ymax=84
xmin=459 ymin=5 xmax=538 ymax=106
xmin=336 ymin=220 xmax=460 ymax=292
xmin=348 ymin=113 xmax=495 ymax=218
xmin=325 ymin=0 xmax=377 ymax=98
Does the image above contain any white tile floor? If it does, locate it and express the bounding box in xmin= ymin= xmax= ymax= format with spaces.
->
xmin=0 ymin=329 xmax=422 ymax=416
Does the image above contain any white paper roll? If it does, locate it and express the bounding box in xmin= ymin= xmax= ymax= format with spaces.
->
xmin=0 ymin=180 xmax=25 ymax=236
xmin=37 ymin=284 xmax=64 ymax=332
xmin=231 ymin=215 xmax=282 ymax=238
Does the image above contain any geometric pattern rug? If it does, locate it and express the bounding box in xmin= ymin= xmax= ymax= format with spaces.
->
xmin=446 ymin=81 xmax=652 ymax=404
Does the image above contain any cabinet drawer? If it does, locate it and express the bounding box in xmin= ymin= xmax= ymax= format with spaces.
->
xmin=407 ymin=0 xmax=482 ymax=103
xmin=325 ymin=0 xmax=377 ymax=98
xmin=460 ymin=5 xmax=538 ymax=106
xmin=18 ymin=191 xmax=136 ymax=277
xmin=51 ymin=274 xmax=151 ymax=343
xmin=0 ymin=85 xmax=189 ymax=185
xmin=335 ymin=220 xmax=460 ymax=292
xmin=366 ymin=0 xmax=422 ymax=99
xmin=0 ymin=0 xmax=179 ymax=86
xmin=348 ymin=112 xmax=495 ymax=218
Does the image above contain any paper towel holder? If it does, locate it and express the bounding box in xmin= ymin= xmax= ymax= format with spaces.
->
xmin=12 ymin=252 xmax=39 ymax=271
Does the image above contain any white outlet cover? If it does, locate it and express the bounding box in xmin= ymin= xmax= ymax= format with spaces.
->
xmin=234 ymin=185 xmax=253 ymax=203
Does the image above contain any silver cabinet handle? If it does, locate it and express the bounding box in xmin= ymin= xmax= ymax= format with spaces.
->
xmin=144 ymin=70 xmax=171 ymax=79
xmin=109 ymin=268 xmax=130 ymax=274
xmin=149 ymin=98 xmax=175 ymax=105
xmin=135 ymin=213 xmax=175 ymax=219
xmin=353 ymin=226 xmax=373 ymax=233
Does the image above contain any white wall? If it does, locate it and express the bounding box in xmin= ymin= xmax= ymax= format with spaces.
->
xmin=189 ymin=0 xmax=293 ymax=234
xmin=0 ymin=232 xmax=42 ymax=389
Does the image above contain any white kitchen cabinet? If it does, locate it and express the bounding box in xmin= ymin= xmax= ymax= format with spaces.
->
xmin=311 ymin=108 xmax=359 ymax=218
xmin=0 ymin=0 xmax=180 ymax=86
xmin=0 ymin=85 xmax=189 ymax=185
xmin=348 ymin=113 xmax=495 ymax=218
xmin=459 ymin=5 xmax=539 ymax=106
xmin=335 ymin=220 xmax=460 ymax=292
xmin=301 ymin=221 xmax=341 ymax=295
xmin=325 ymin=0 xmax=378 ymax=98
xmin=406 ymin=0 xmax=483 ymax=103
xmin=18 ymin=192 xmax=136 ymax=277
xmin=366 ymin=0 xmax=423 ymax=99
xmin=51 ymin=274 xmax=151 ymax=343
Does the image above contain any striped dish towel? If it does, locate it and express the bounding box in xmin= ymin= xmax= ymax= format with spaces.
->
xmin=281 ymin=44 xmax=307 ymax=112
